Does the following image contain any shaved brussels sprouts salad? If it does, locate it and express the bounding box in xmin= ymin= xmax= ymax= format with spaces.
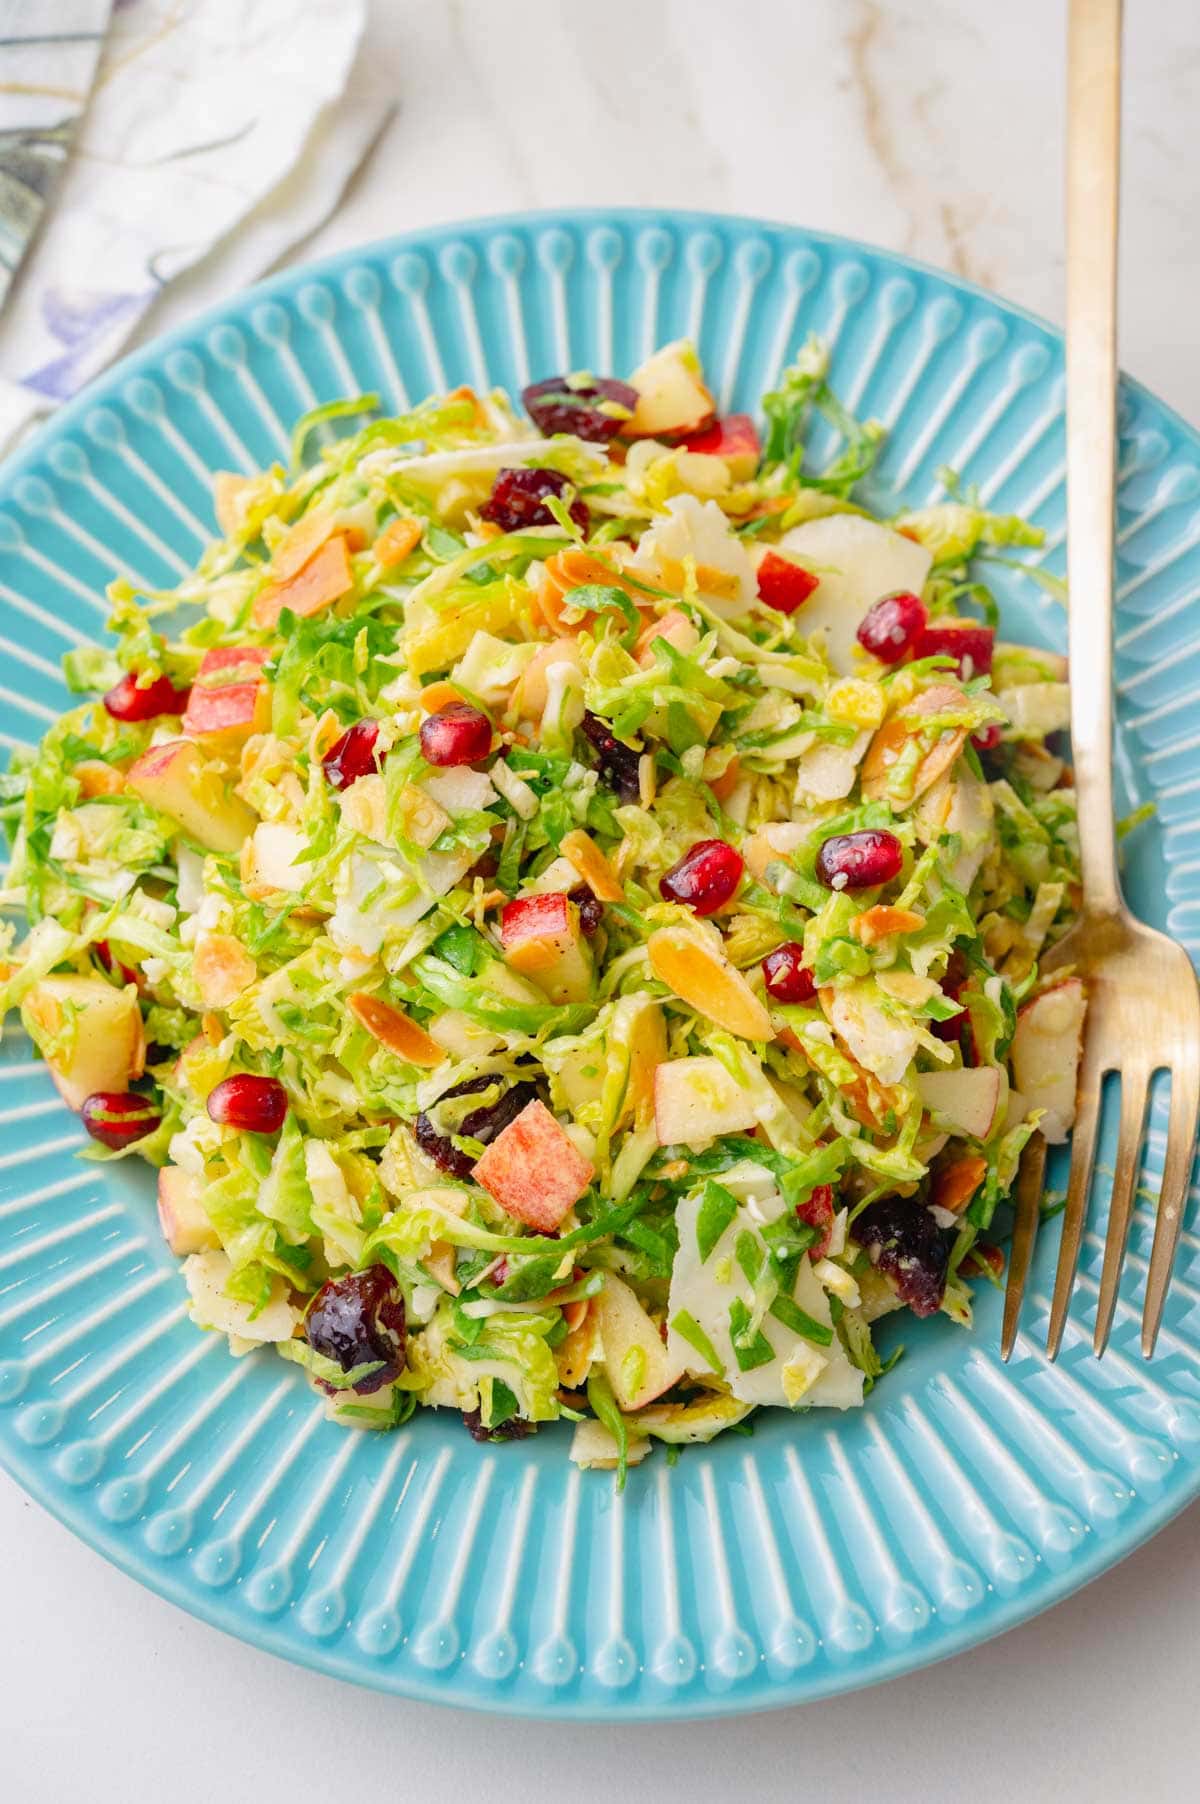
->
xmin=0 ymin=337 xmax=1085 ymax=1476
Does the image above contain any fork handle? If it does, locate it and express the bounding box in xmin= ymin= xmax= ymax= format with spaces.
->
xmin=1066 ymin=0 xmax=1124 ymax=917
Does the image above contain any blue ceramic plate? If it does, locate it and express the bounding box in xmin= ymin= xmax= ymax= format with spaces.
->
xmin=1 ymin=210 xmax=1198 ymax=1720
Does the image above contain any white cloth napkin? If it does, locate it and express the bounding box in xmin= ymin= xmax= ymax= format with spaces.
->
xmin=0 ymin=0 xmax=389 ymax=456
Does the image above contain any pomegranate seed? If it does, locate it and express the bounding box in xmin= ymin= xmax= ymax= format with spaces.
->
xmin=659 ymin=838 xmax=744 ymax=916
xmin=479 ymin=466 xmax=589 ymax=534
xmin=971 ymin=722 xmax=1003 ymax=753
xmin=913 ymin=619 xmax=994 ymax=677
xmin=796 ymin=1183 xmax=835 ymax=1258
xmin=756 ymin=550 xmax=819 ymax=614
xmin=103 ymin=670 xmax=189 ymax=722
xmin=569 ymin=884 xmax=603 ymax=935
xmin=323 ymin=719 xmax=382 ymax=791
xmin=305 ymin=1265 xmax=406 ymax=1393
xmin=523 ymin=375 xmax=639 ymax=443
xmin=419 ymin=701 xmax=493 ymax=767
xmin=207 ymin=1074 xmax=288 ymax=1134
xmin=856 ymin=590 xmax=928 ymax=664
xmin=815 ymin=829 xmax=904 ymax=891
xmin=762 ymin=942 xmax=817 ymax=1003
xmin=81 ymin=1091 xmax=162 ymax=1151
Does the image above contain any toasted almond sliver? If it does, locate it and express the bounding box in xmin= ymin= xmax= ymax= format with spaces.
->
xmin=647 ymin=925 xmax=773 ymax=1042
xmin=272 ymin=509 xmax=335 ymax=582
xmin=931 ymin=1154 xmax=988 ymax=1214
xmin=417 ymin=679 xmax=464 ymax=714
xmin=75 ymin=759 xmax=125 ymax=798
xmin=349 ymin=993 xmax=445 ymax=1067
xmin=852 ymin=905 xmax=927 ymax=946
xmin=560 ymin=829 xmax=624 ymax=902
xmin=375 ymin=516 xmax=422 ymax=567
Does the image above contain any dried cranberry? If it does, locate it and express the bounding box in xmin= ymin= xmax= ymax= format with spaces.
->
xmin=419 ymin=701 xmax=493 ymax=767
xmin=306 ymin=1265 xmax=406 ymax=1394
xmin=569 ymin=884 xmax=603 ymax=935
xmin=80 ymin=1091 xmax=162 ymax=1151
xmin=659 ymin=838 xmax=744 ymax=916
xmin=762 ymin=942 xmax=817 ymax=1004
xmin=971 ymin=723 xmax=1003 ymax=754
xmin=913 ymin=619 xmax=994 ymax=678
xmin=580 ymin=710 xmax=642 ymax=802
xmin=323 ymin=718 xmax=382 ymax=790
xmin=756 ymin=551 xmax=819 ymax=614
xmin=414 ymin=1075 xmax=540 ymax=1179
xmin=856 ymin=590 xmax=928 ymax=664
xmin=206 ymin=1074 xmax=288 ymax=1134
xmin=852 ymin=1194 xmax=955 ymax=1317
xmin=796 ymin=1182 xmax=835 ymax=1259
xmin=479 ymin=466 xmax=589 ymax=535
xmin=815 ymin=829 xmax=904 ymax=890
xmin=522 ymin=375 xmax=639 ymax=444
xmin=462 ymin=1407 xmax=534 ymax=1443
xmin=103 ymin=670 xmax=189 ymax=722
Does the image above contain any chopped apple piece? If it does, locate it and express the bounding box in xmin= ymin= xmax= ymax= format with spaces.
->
xmin=654 ymin=1055 xmax=759 ymax=1148
xmin=157 ymin=1165 xmax=219 ymax=1257
xmin=917 ymin=1066 xmax=1004 ymax=1140
xmin=593 ymin=1272 xmax=686 ymax=1410
xmin=625 ymin=339 xmax=715 ymax=440
xmin=181 ymin=646 xmax=271 ymax=747
xmin=23 ymin=974 xmax=145 ymax=1111
xmin=472 ymin=1099 xmax=595 ymax=1231
xmin=647 ymin=923 xmax=773 ymax=1041
xmin=500 ymin=891 xmax=593 ymax=1005
xmin=772 ymin=514 xmax=932 ymax=674
xmin=678 ymin=413 xmax=761 ymax=479
xmin=243 ymin=822 xmax=308 ymax=895
xmin=1010 ymin=978 xmax=1086 ymax=1143
xmin=128 ymin=738 xmax=257 ymax=854
xmin=183 ymin=1249 xmax=299 ymax=1344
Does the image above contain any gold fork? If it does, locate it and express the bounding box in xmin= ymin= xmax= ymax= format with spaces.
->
xmin=1000 ymin=0 xmax=1200 ymax=1362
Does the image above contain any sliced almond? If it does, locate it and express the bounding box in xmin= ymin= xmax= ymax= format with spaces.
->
xmin=375 ymin=515 xmax=423 ymax=568
xmin=194 ymin=931 xmax=257 ymax=1009
xmin=349 ymin=993 xmax=445 ymax=1067
xmin=861 ymin=683 xmax=968 ymax=803
xmin=560 ymin=829 xmax=624 ymax=902
xmin=930 ymin=1154 xmax=988 ymax=1214
xmin=647 ymin=924 xmax=773 ymax=1041
xmin=852 ymin=905 xmax=927 ymax=946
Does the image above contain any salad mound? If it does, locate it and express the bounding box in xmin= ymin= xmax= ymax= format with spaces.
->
xmin=0 ymin=338 xmax=1084 ymax=1475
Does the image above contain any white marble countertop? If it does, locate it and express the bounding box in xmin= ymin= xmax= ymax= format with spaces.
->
xmin=3 ymin=2 xmax=1199 ymax=1799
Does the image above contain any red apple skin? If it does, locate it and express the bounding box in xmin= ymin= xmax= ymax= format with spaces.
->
xmin=679 ymin=413 xmax=761 ymax=479
xmin=500 ymin=892 xmax=572 ymax=947
xmin=181 ymin=646 xmax=271 ymax=743
xmin=471 ymin=1099 xmax=594 ymax=1232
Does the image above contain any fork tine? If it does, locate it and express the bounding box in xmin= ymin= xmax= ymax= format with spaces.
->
xmin=1046 ymin=1068 xmax=1103 ymax=1361
xmin=1142 ymin=1052 xmax=1200 ymax=1356
xmin=1093 ymin=1070 xmax=1150 ymax=1355
xmin=1001 ymin=1131 xmax=1047 ymax=1360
